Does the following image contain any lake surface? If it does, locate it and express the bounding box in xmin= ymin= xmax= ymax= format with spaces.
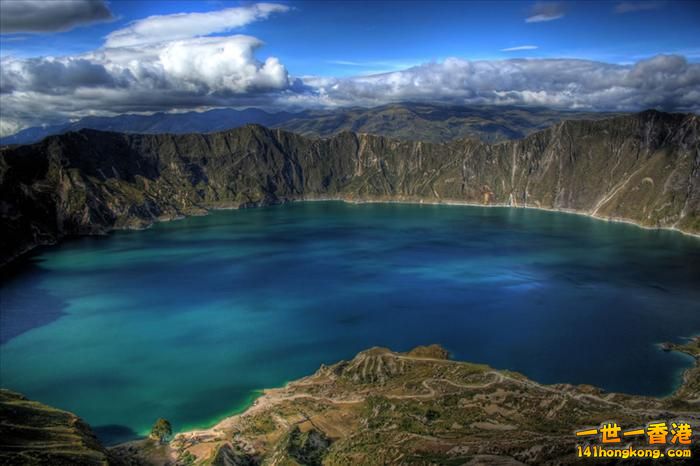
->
xmin=1 ymin=201 xmax=699 ymax=444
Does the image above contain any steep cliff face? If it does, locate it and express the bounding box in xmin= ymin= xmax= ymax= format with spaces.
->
xmin=1 ymin=110 xmax=698 ymax=266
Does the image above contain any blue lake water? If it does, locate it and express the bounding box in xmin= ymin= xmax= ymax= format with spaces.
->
xmin=1 ymin=201 xmax=699 ymax=444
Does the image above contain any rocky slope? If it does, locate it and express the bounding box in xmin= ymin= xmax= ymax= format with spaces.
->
xmin=0 ymin=389 xmax=111 ymax=465
xmin=1 ymin=110 xmax=698 ymax=266
xmin=3 ymin=340 xmax=699 ymax=465
xmin=116 ymin=341 xmax=700 ymax=465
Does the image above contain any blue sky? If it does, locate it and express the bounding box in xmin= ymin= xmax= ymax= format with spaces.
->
xmin=1 ymin=0 xmax=699 ymax=135
xmin=3 ymin=1 xmax=699 ymax=72
xmin=255 ymin=0 xmax=700 ymax=74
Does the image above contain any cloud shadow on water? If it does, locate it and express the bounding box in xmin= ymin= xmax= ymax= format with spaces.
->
xmin=0 ymin=257 xmax=67 ymax=344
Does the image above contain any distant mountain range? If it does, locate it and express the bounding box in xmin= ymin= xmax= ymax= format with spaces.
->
xmin=275 ymin=103 xmax=620 ymax=143
xmin=0 ymin=108 xmax=296 ymax=146
xmin=0 ymin=103 xmax=620 ymax=145
xmin=1 ymin=110 xmax=697 ymax=267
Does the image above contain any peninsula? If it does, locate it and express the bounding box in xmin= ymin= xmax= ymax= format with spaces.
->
xmin=2 ymin=340 xmax=699 ymax=465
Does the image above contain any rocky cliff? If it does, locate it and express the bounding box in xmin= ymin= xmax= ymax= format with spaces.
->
xmin=0 ymin=389 xmax=111 ymax=465
xmin=1 ymin=110 xmax=698 ymax=266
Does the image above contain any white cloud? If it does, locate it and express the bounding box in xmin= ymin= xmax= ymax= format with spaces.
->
xmin=525 ymin=2 xmax=565 ymax=23
xmin=3 ymin=53 xmax=700 ymax=137
xmin=325 ymin=59 xmax=425 ymax=75
xmin=104 ymin=3 xmax=289 ymax=48
xmin=0 ymin=0 xmax=113 ymax=34
xmin=2 ymin=34 xmax=291 ymax=93
xmin=1 ymin=0 xmax=699 ymax=142
xmin=0 ymin=33 xmax=295 ymax=135
xmin=0 ymin=3 xmax=298 ymax=135
xmin=501 ymin=45 xmax=539 ymax=52
xmin=295 ymin=56 xmax=700 ymax=113
xmin=0 ymin=118 xmax=23 ymax=137
xmin=3 ymin=54 xmax=700 ymax=137
xmin=158 ymin=36 xmax=288 ymax=93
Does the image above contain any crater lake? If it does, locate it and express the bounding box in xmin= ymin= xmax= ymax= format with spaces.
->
xmin=1 ymin=201 xmax=699 ymax=444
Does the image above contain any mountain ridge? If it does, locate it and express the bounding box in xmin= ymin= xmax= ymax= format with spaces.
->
xmin=0 ymin=103 xmax=622 ymax=146
xmin=1 ymin=109 xmax=698 ymax=267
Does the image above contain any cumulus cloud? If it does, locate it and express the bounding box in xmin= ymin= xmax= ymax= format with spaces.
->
xmin=615 ymin=1 xmax=665 ymax=13
xmin=0 ymin=0 xmax=113 ymax=34
xmin=525 ymin=2 xmax=565 ymax=23
xmin=1 ymin=57 xmax=117 ymax=93
xmin=157 ymin=36 xmax=288 ymax=93
xmin=501 ymin=45 xmax=539 ymax=52
xmin=0 ymin=2 xmax=298 ymax=135
xmin=2 ymin=35 xmax=291 ymax=94
xmin=294 ymin=55 xmax=700 ymax=113
xmin=0 ymin=33 xmax=295 ymax=134
xmin=3 ymin=53 xmax=700 ymax=137
xmin=104 ymin=3 xmax=289 ymax=47
xmin=3 ymin=51 xmax=700 ymax=137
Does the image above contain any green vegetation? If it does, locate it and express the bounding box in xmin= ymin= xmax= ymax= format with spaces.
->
xmin=273 ymin=103 xmax=620 ymax=143
xmin=179 ymin=450 xmax=196 ymax=465
xmin=149 ymin=418 xmax=172 ymax=444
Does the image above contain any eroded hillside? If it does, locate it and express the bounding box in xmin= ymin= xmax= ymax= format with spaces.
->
xmin=110 ymin=341 xmax=700 ymax=465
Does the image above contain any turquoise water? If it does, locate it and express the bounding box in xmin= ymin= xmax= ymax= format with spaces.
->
xmin=1 ymin=202 xmax=699 ymax=444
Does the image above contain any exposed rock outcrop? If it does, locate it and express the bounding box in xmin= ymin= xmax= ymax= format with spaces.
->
xmin=1 ymin=110 xmax=698 ymax=266
xmin=121 ymin=340 xmax=700 ymax=465
xmin=3 ymin=339 xmax=699 ymax=465
xmin=0 ymin=389 xmax=111 ymax=465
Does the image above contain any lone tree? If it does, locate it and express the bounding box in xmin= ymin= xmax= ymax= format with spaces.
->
xmin=150 ymin=418 xmax=172 ymax=444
